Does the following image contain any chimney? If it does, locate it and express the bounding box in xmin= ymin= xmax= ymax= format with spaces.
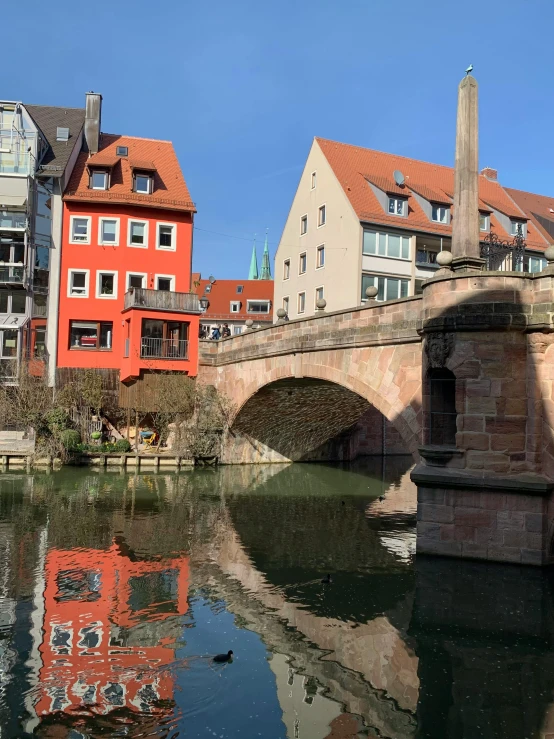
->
xmin=480 ymin=167 xmax=498 ymax=181
xmin=84 ymin=91 xmax=102 ymax=155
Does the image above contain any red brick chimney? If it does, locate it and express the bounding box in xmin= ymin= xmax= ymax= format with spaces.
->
xmin=480 ymin=167 xmax=498 ymax=181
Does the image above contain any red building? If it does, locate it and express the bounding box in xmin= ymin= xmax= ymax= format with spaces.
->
xmin=193 ymin=274 xmax=274 ymax=336
xmin=57 ymin=94 xmax=200 ymax=384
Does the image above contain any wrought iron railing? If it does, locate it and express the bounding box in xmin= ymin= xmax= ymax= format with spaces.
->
xmin=125 ymin=288 xmax=201 ymax=313
xmin=140 ymin=337 xmax=189 ymax=360
xmin=480 ymin=231 xmax=525 ymax=271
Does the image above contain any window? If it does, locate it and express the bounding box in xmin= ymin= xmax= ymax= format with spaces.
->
xmin=70 ymin=216 xmax=90 ymax=244
xmin=0 ymin=330 xmax=18 ymax=358
xmin=416 ymin=249 xmax=438 ymax=265
xmin=361 ymin=274 xmax=409 ymax=302
xmin=311 ymin=172 xmax=316 ymax=189
xmin=527 ymin=255 xmax=547 ymax=273
xmin=236 ymin=285 xmax=244 ymax=294
xmin=11 ymin=292 xmax=25 ymax=314
xmin=141 ymin=319 xmax=189 ymax=359
xmin=128 ymin=220 xmax=148 ymax=247
xmin=156 ymin=275 xmax=174 ymax=291
xmin=299 ymin=253 xmax=307 ymax=274
xmin=479 ymin=213 xmax=490 ymax=231
xmin=316 ymin=245 xmax=325 ymax=268
xmin=116 ymin=146 xmax=128 ymax=156
xmin=318 ymin=205 xmax=326 ymax=227
xmin=298 ymin=292 xmax=306 ymax=314
xmin=247 ymin=300 xmax=270 ymax=313
xmin=283 ymin=296 xmax=289 ymax=314
xmin=34 ymin=327 xmax=46 ymax=357
xmin=157 ymin=223 xmax=175 ymax=251
xmin=127 ymin=273 xmax=146 ymax=289
xmin=429 ymin=368 xmax=457 ymax=445
xmin=511 ymin=220 xmax=526 ymax=237
xmin=300 ymin=215 xmax=308 ymax=235
xmin=363 ymin=229 xmax=410 ymax=259
xmin=388 ymin=197 xmax=407 ymax=216
xmin=315 ymin=286 xmax=324 ymax=304
xmin=96 ymin=271 xmax=118 ymax=299
xmin=70 ymin=321 xmax=113 ymax=350
xmin=431 ymin=205 xmax=448 ymax=223
xmin=98 ymin=218 xmax=119 ymax=246
xmin=134 ymin=174 xmax=153 ymax=194
xmin=230 ymin=301 xmax=241 ymax=312
xmin=233 ymin=325 xmax=242 ymax=335
xmin=91 ymin=171 xmax=108 ymax=190
xmin=68 ymin=269 xmax=89 ymax=297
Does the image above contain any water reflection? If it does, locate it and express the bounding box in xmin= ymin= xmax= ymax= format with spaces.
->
xmin=0 ymin=460 xmax=553 ymax=737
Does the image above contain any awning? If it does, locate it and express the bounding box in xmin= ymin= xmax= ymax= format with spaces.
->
xmin=0 ymin=315 xmax=28 ymax=328
xmin=0 ymin=195 xmax=27 ymax=208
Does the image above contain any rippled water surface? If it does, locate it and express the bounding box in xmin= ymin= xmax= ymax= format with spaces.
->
xmin=1 ymin=458 xmax=554 ymax=738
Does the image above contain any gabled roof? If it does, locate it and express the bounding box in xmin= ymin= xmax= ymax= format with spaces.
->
xmin=504 ymin=187 xmax=554 ymax=247
xmin=193 ymin=277 xmax=273 ymax=321
xmin=25 ymin=104 xmax=85 ymax=178
xmin=64 ymin=134 xmax=195 ymax=213
xmin=315 ymin=137 xmax=547 ymax=249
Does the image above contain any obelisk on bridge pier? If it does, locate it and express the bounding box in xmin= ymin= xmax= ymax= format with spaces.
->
xmin=451 ymin=73 xmax=484 ymax=272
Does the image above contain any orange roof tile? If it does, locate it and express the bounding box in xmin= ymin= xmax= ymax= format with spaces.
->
xmin=129 ymin=159 xmax=156 ymax=171
xmin=64 ymin=134 xmax=195 ymax=213
xmin=315 ymin=138 xmax=543 ymax=247
xmin=504 ymin=187 xmax=554 ymax=247
xmin=193 ymin=278 xmax=274 ymax=321
xmin=86 ymin=154 xmax=119 ymax=169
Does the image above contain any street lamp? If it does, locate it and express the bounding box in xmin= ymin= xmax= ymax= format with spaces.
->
xmin=199 ymin=296 xmax=209 ymax=311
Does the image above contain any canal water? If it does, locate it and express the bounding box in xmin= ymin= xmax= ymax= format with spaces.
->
xmin=0 ymin=458 xmax=554 ymax=738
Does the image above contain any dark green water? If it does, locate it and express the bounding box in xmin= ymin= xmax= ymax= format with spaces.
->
xmin=1 ymin=458 xmax=554 ymax=738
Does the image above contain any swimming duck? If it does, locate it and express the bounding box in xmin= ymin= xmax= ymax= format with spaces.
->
xmin=321 ymin=574 xmax=332 ymax=584
xmin=213 ymin=650 xmax=234 ymax=663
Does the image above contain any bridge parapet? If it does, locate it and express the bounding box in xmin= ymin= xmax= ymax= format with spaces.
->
xmin=200 ymin=294 xmax=423 ymax=366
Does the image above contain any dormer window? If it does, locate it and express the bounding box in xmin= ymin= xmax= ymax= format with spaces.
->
xmin=134 ymin=173 xmax=153 ymax=194
xmin=479 ymin=213 xmax=490 ymax=231
xmin=432 ymin=205 xmax=449 ymax=223
xmin=91 ymin=170 xmax=108 ymax=190
xmin=511 ymin=220 xmax=526 ymax=237
xmin=388 ymin=197 xmax=407 ymax=217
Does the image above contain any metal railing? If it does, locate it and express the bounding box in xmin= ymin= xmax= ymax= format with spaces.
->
xmin=125 ymin=288 xmax=201 ymax=313
xmin=0 ymin=266 xmax=25 ymax=285
xmin=140 ymin=337 xmax=189 ymax=360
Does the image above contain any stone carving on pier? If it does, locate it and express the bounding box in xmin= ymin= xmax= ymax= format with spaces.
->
xmin=424 ymin=332 xmax=453 ymax=369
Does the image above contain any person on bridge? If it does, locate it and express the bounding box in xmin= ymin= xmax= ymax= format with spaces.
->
xmin=222 ymin=323 xmax=231 ymax=338
xmin=210 ymin=325 xmax=221 ymax=340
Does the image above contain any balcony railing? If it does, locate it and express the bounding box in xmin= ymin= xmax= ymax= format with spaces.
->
xmin=0 ymin=213 xmax=27 ymax=230
xmin=124 ymin=288 xmax=201 ymax=313
xmin=0 ymin=266 xmax=25 ymax=285
xmin=140 ymin=337 xmax=189 ymax=360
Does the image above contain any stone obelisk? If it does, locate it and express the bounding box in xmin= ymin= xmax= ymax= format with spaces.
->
xmin=451 ymin=74 xmax=483 ymax=271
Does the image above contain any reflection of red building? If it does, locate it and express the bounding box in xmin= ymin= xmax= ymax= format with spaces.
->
xmin=36 ymin=540 xmax=188 ymax=719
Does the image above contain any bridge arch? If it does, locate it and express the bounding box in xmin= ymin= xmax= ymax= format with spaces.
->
xmin=215 ymin=347 xmax=422 ymax=462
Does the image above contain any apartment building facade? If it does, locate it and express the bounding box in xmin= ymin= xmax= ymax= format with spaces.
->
xmin=57 ymin=94 xmax=200 ymax=386
xmin=193 ymin=274 xmax=273 ymax=335
xmin=274 ymin=138 xmax=550 ymax=319
xmin=0 ymin=100 xmax=85 ymax=380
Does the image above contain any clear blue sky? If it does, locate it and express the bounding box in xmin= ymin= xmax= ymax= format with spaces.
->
xmin=4 ymin=0 xmax=554 ymax=278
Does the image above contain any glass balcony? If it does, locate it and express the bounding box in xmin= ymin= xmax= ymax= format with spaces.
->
xmin=0 ymin=212 xmax=27 ymax=230
xmin=0 ymin=266 xmax=25 ymax=286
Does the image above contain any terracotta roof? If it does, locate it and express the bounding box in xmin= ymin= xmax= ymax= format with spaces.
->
xmin=504 ymin=187 xmax=554 ymax=247
xmin=86 ymin=154 xmax=119 ymax=168
xmin=64 ymin=133 xmax=195 ymax=213
xmin=129 ymin=159 xmax=156 ymax=171
xmin=315 ymin=137 xmax=540 ymax=246
xmin=193 ymin=277 xmax=274 ymax=321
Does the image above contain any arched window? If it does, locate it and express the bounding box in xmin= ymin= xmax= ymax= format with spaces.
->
xmin=429 ymin=368 xmax=457 ymax=446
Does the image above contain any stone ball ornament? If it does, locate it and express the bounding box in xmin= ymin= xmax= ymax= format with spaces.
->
xmin=276 ymin=308 xmax=286 ymax=319
xmin=245 ymin=319 xmax=254 ymax=329
xmin=315 ymin=298 xmax=327 ymax=310
xmin=436 ymin=250 xmax=453 ymax=268
xmin=365 ymin=286 xmax=378 ymax=299
xmin=545 ymin=245 xmax=554 ymax=265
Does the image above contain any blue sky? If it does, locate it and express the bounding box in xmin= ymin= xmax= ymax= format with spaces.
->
xmin=4 ymin=0 xmax=554 ymax=277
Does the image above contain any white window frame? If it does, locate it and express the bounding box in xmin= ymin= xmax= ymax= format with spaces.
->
xmin=127 ymin=219 xmax=149 ymax=248
xmin=91 ymin=171 xmax=108 ymax=190
xmin=95 ymin=270 xmax=118 ymax=299
xmin=67 ymin=268 xmax=90 ymax=298
xmin=361 ymin=273 xmax=410 ymax=302
xmin=311 ymin=172 xmax=316 ymax=190
xmin=362 ymin=229 xmax=411 ymax=260
xmin=300 ymin=214 xmax=308 ymax=235
xmin=299 ymin=252 xmax=307 ymax=275
xmin=316 ymin=244 xmax=325 ymax=269
xmin=283 ymin=259 xmax=290 ymax=280
xmin=134 ymin=173 xmax=153 ymax=194
xmin=69 ymin=216 xmax=91 ymax=245
xmin=155 ymin=274 xmax=175 ymax=291
xmin=297 ymin=291 xmax=306 ymax=314
xmin=283 ymin=296 xmax=289 ymax=314
xmin=511 ymin=220 xmax=526 ymax=237
xmin=126 ymin=271 xmax=147 ymax=290
xmin=246 ymin=299 xmax=271 ymax=314
xmin=98 ymin=217 xmax=120 ymax=246
xmin=479 ymin=213 xmax=490 ymax=231
xmin=233 ymin=325 xmax=243 ymax=335
xmin=156 ymin=222 xmax=176 ymax=251
xmin=230 ymin=301 xmax=241 ymax=313
xmin=315 ymin=286 xmax=324 ymax=307
xmin=318 ymin=204 xmax=326 ymax=227
xmin=388 ymin=197 xmax=407 ymax=217
xmin=431 ymin=205 xmax=449 ymax=223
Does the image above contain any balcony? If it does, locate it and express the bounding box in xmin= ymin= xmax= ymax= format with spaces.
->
xmin=0 ymin=212 xmax=27 ymax=230
xmin=124 ymin=288 xmax=201 ymax=314
xmin=140 ymin=337 xmax=188 ymax=360
xmin=0 ymin=266 xmax=25 ymax=287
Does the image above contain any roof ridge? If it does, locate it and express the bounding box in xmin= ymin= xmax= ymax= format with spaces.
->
xmin=25 ymin=103 xmax=85 ymax=111
xmin=101 ymin=132 xmax=173 ymax=144
xmin=315 ymin=137 xmax=455 ymax=172
xmin=505 ymin=185 xmax=554 ymax=200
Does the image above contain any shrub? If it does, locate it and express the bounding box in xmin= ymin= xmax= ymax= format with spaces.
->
xmin=46 ymin=407 xmax=70 ymax=434
xmin=60 ymin=429 xmax=81 ymax=451
xmin=114 ymin=439 xmax=131 ymax=453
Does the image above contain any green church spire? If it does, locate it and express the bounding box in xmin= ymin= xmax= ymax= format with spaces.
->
xmin=260 ymin=230 xmax=272 ymax=280
xmin=248 ymin=238 xmax=259 ymax=280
